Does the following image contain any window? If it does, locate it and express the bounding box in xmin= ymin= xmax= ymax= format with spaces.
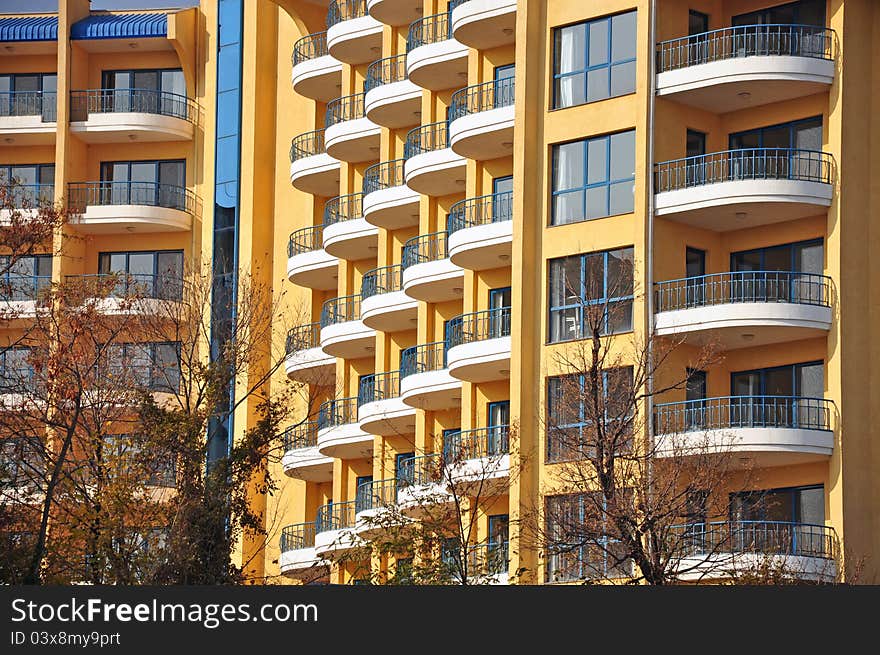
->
xmin=0 ymin=347 xmax=32 ymax=391
xmin=0 ymin=438 xmax=43 ymax=490
xmin=730 ymin=361 xmax=824 ymax=429
xmin=553 ymin=11 xmax=637 ymax=109
xmin=730 ymin=116 xmax=822 ymax=151
xmin=102 ymin=434 xmax=176 ymax=487
xmin=98 ymin=250 xmax=184 ymax=300
xmin=100 ymin=160 xmax=186 ymax=210
xmin=731 ymin=239 xmax=824 ymax=304
xmin=732 ymin=0 xmax=824 ymax=27
xmin=730 ymin=485 xmax=824 ymax=524
xmin=0 ymin=164 xmax=54 ymax=205
xmin=552 ymin=131 xmax=635 ymax=224
xmin=0 ymin=73 xmax=57 ymax=119
xmin=105 ymin=342 xmax=181 ymax=392
xmin=548 ymin=246 xmax=634 ymax=342
xmin=546 ymin=367 xmax=633 ymax=463
xmin=101 ymin=68 xmax=186 ymax=116
xmin=0 ymin=254 xmax=51 ymax=301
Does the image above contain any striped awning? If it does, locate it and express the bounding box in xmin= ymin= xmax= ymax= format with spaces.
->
xmin=0 ymin=16 xmax=59 ymax=42
xmin=71 ymin=13 xmax=168 ymax=40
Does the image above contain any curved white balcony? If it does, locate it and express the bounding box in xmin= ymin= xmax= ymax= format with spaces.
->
xmin=317 ymin=397 xmax=374 ymax=459
xmin=326 ymin=0 xmax=383 ymax=64
xmin=291 ymin=32 xmax=342 ymax=102
xmin=324 ymin=93 xmax=381 ymax=162
xmin=399 ymin=342 xmax=461 ymax=410
xmin=656 ymin=24 xmax=836 ymax=112
xmin=446 ymin=307 xmax=511 ymax=382
xmin=401 ymin=231 xmax=464 ymax=303
xmin=286 ymin=226 xmax=339 ymax=290
xmin=654 ymin=271 xmax=833 ymax=349
xmin=404 ymin=121 xmax=467 ymax=196
xmin=654 ymin=395 xmax=835 ymax=469
xmin=406 ymin=13 xmax=469 ymax=90
xmin=68 ymin=182 xmax=194 ymax=234
xmin=397 ymin=454 xmax=454 ymax=518
xmin=314 ymin=501 xmax=363 ymax=558
xmin=320 ymin=294 xmax=376 ymax=359
xmin=450 ymin=0 xmax=516 ymax=50
xmin=444 ymin=426 xmax=510 ymax=495
xmin=448 ymin=78 xmax=514 ymax=161
xmin=69 ymin=89 xmax=195 ymax=143
xmin=289 ymin=129 xmax=341 ymax=197
xmin=360 ymin=264 xmax=418 ymax=331
xmin=0 ymin=91 xmax=57 ymax=145
xmin=284 ymin=323 xmax=336 ymax=384
xmin=362 ymin=159 xmax=421 ymax=230
xmin=280 ymin=422 xmax=334 ymax=482
xmin=654 ymin=148 xmax=834 ymax=229
xmin=279 ymin=522 xmax=329 ymax=580
xmin=357 ymin=370 xmax=416 ymax=436
xmin=367 ymin=0 xmax=422 ymax=27
xmin=364 ymin=55 xmax=422 ymax=129
xmin=0 ymin=276 xmax=50 ymax=325
xmin=322 ymin=193 xmax=379 ymax=260
xmin=354 ymin=478 xmax=408 ymax=538
xmin=447 ymin=191 xmax=513 ymax=270
xmin=65 ymin=274 xmax=184 ymax=319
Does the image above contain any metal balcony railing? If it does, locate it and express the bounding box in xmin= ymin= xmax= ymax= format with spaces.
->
xmin=281 ymin=421 xmax=319 ymax=452
xmin=325 ymin=93 xmax=366 ymax=127
xmin=323 ymin=193 xmax=363 ymax=226
xmin=0 ymin=90 xmax=56 ymax=121
xmin=316 ymin=500 xmax=357 ymax=533
xmin=286 ymin=323 xmax=321 ymax=354
xmin=446 ymin=306 xmax=512 ymax=348
xmin=400 ymin=341 xmax=446 ymax=379
xmin=655 ymin=271 xmax=833 ymax=312
xmin=65 ymin=273 xmax=183 ymax=301
xmin=363 ymin=159 xmax=405 ymax=195
xmin=320 ymin=294 xmax=361 ymax=327
xmin=355 ymin=477 xmax=399 ymax=513
xmin=361 ymin=264 xmax=402 ymax=299
xmin=402 ymin=231 xmax=448 ymax=269
xmin=443 ymin=425 xmax=509 ymax=461
xmin=654 ymin=148 xmax=834 ymax=192
xmin=290 ymin=129 xmax=327 ymax=162
xmin=669 ymin=520 xmax=836 ymax=560
xmin=404 ymin=121 xmax=449 ymax=159
xmin=365 ymin=54 xmax=408 ymax=93
xmin=449 ymin=77 xmax=515 ymax=121
xmin=70 ymin=89 xmax=196 ymax=123
xmin=288 ymin=225 xmax=324 ymax=257
xmin=317 ymin=396 xmax=358 ymax=430
xmin=327 ymin=0 xmax=368 ymax=28
xmin=0 ymin=275 xmax=51 ymax=302
xmin=0 ymin=183 xmax=55 ymax=208
xmin=280 ymin=521 xmax=317 ymax=552
xmin=657 ymin=24 xmax=835 ymax=73
xmin=460 ymin=540 xmax=509 ymax=576
xmin=358 ymin=370 xmax=401 ymax=406
xmin=447 ymin=190 xmax=513 ymax=234
xmin=67 ymin=181 xmax=195 ymax=214
xmin=653 ymin=395 xmax=834 ymax=434
xmin=397 ymin=452 xmax=443 ymax=487
xmin=407 ymin=12 xmax=452 ymax=50
xmin=0 ymin=367 xmax=36 ymax=393
xmin=292 ymin=31 xmax=329 ymax=66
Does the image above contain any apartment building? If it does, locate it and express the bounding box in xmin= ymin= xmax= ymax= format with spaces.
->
xmin=1 ymin=0 xmax=878 ymax=584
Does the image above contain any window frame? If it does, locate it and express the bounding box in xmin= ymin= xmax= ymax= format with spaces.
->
xmin=729 ymin=360 xmax=824 ymax=397
xmin=728 ymin=115 xmax=823 ymax=150
xmin=106 ymin=341 xmax=182 ymax=393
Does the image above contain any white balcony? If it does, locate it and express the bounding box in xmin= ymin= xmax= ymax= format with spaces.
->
xmin=447 ymin=193 xmax=513 ymax=270
xmin=291 ymin=32 xmax=342 ymax=102
xmin=69 ymin=89 xmax=195 ymax=143
xmin=367 ymin=0 xmax=422 ymax=27
xmin=289 ymin=129 xmax=341 ymax=197
xmin=281 ymin=423 xmax=334 ymax=481
xmin=317 ymin=398 xmax=374 ymax=458
xmin=279 ymin=523 xmax=328 ymax=580
xmin=357 ymin=371 xmax=416 ymax=436
xmin=446 ymin=336 xmax=510 ymax=382
xmin=68 ymin=182 xmax=195 ymax=234
xmin=322 ymin=194 xmax=378 ymax=261
xmin=450 ymin=0 xmax=516 ymax=50
xmin=364 ymin=55 xmax=422 ymax=129
xmin=362 ymin=164 xmax=421 ymax=230
xmin=402 ymin=232 xmax=464 ymax=303
xmin=285 ymin=324 xmax=336 ymax=384
xmin=326 ymin=4 xmax=383 ymax=64
xmin=320 ymin=295 xmax=376 ymax=359
xmin=360 ymin=265 xmax=418 ymax=332
xmin=325 ymin=94 xmax=381 ymax=162
xmin=0 ymin=92 xmax=57 ymax=146
xmin=286 ymin=226 xmax=339 ymax=291
xmin=448 ymin=79 xmax=514 ymax=161
xmin=406 ymin=14 xmax=469 ymax=91
xmin=400 ymin=343 xmax=461 ymax=410
xmin=404 ymin=122 xmax=467 ymax=196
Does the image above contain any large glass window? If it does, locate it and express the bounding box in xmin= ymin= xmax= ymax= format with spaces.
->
xmin=731 ymin=239 xmax=824 ymax=303
xmin=552 ymin=11 xmax=637 ymax=109
xmin=732 ymin=0 xmax=824 ymax=27
xmin=0 ymin=347 xmax=32 ymax=391
xmin=552 ymin=131 xmax=635 ymax=224
xmin=101 ymin=68 xmax=186 ymax=116
xmin=99 ymin=160 xmax=187 ymax=210
xmin=730 ymin=485 xmax=824 ymax=525
xmin=730 ymin=116 xmax=822 ymax=151
xmin=0 ymin=164 xmax=55 ymax=206
xmin=0 ymin=73 xmax=57 ymax=119
xmin=0 ymin=254 xmax=51 ymax=301
xmin=105 ymin=342 xmax=181 ymax=392
xmin=98 ymin=250 xmax=184 ymax=300
xmin=548 ymin=247 xmax=633 ymax=343
xmin=102 ymin=434 xmax=176 ymax=488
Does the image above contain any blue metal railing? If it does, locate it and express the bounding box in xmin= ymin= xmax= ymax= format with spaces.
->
xmin=288 ymin=225 xmax=324 ymax=257
xmin=325 ymin=93 xmax=365 ymax=127
xmin=365 ymin=54 xmax=408 ymax=93
xmin=402 ymin=231 xmax=448 ymax=269
xmin=449 ymin=77 xmax=515 ymax=121
xmin=657 ymin=24 xmax=835 ymax=73
xmin=327 ymin=0 xmax=368 ymax=29
xmin=443 ymin=425 xmax=509 ymax=461
xmin=363 ymin=159 xmax=405 ymax=196
xmin=407 ymin=12 xmax=452 ymax=51
xmin=446 ymin=307 xmax=512 ymax=348
xmin=0 ymin=275 xmax=51 ymax=302
xmin=65 ymin=273 xmax=183 ymax=301
xmin=317 ymin=396 xmax=358 ymax=430
xmin=67 ymin=181 xmax=195 ymax=214
xmin=400 ymin=341 xmax=446 ymax=379
xmin=70 ymin=89 xmax=196 ymax=123
xmin=404 ymin=121 xmax=449 ymax=159
xmin=654 ymin=395 xmax=834 ymax=434
xmin=280 ymin=522 xmax=317 ymax=551
xmin=397 ymin=452 xmax=443 ymax=487
xmin=290 ymin=129 xmax=327 ymax=162
xmin=447 ymin=190 xmax=513 ymax=234
xmin=286 ymin=323 xmax=321 ymax=354
xmin=281 ymin=421 xmax=319 ymax=452
xmin=0 ymin=183 xmax=55 ymax=208
xmin=358 ymin=370 xmax=401 ymax=406
xmin=655 ymin=271 xmax=832 ymax=312
xmin=654 ymin=148 xmax=834 ymax=192
xmin=361 ymin=264 xmax=402 ymax=299
xmin=323 ymin=193 xmax=363 ymax=226
xmin=0 ymin=90 xmax=56 ymax=121
xmin=459 ymin=540 xmax=509 ymax=576
xmin=669 ymin=520 xmax=836 ymax=559
xmin=320 ymin=294 xmax=361 ymax=327
xmin=316 ymin=500 xmax=357 ymax=533
xmin=292 ymin=31 xmax=329 ymax=66
xmin=355 ymin=477 xmax=399 ymax=513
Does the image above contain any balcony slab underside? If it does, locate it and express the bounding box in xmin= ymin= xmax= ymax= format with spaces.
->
xmin=290 ymin=154 xmax=341 ymax=197
xmin=447 ymin=337 xmax=511 ymax=383
xmin=292 ymin=55 xmax=342 ymax=102
xmin=320 ymin=320 xmax=376 ymax=359
xmin=279 ymin=548 xmax=328 ymax=578
xmin=361 ymin=291 xmax=418 ymax=331
xmin=673 ymin=553 xmax=837 ymax=583
xmin=402 ymin=258 xmax=464 ymax=303
xmin=323 ymin=218 xmax=379 ymax=260
xmin=317 ymin=422 xmax=374 ymax=459
xmin=406 ymin=39 xmax=469 ymax=91
xmin=362 ymin=184 xmax=420 ymax=230
xmin=358 ymin=397 xmax=417 ymax=436
xmin=400 ymin=369 xmax=461 ymax=410
xmin=324 ymin=117 xmax=381 ymax=162
xmin=314 ymin=529 xmax=363 ymax=558
xmin=367 ymin=0 xmax=422 ymax=27
xmin=0 ymin=117 xmax=57 ymax=145
xmin=397 ymin=483 xmax=454 ymax=518
xmin=364 ymin=80 xmax=422 ymax=129
xmin=448 ymin=220 xmax=512 ymax=270
xmin=451 ymin=0 xmax=517 ymax=50
xmin=449 ymin=105 xmax=514 ymax=161
xmin=73 ymin=205 xmax=192 ymax=234
xmin=287 ymin=250 xmax=338 ymax=290
xmin=404 ymin=148 xmax=467 ymax=196
xmin=327 ymin=15 xmax=383 ymax=64
xmin=282 ymin=446 xmax=334 ymax=481
xmin=284 ymin=347 xmax=336 ymax=384
xmin=70 ymin=113 xmax=194 ymax=143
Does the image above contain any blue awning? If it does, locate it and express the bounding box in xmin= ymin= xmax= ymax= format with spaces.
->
xmin=0 ymin=16 xmax=59 ymax=42
xmin=71 ymin=13 xmax=168 ymax=40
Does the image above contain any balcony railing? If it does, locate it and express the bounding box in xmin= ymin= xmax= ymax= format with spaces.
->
xmin=446 ymin=306 xmax=512 ymax=348
xmin=361 ymin=264 xmax=402 ymax=299
xmin=400 ymin=341 xmax=446 ymax=378
xmin=355 ymin=477 xmax=399 ymax=513
xmin=407 ymin=12 xmax=452 ymax=50
xmin=70 ymin=89 xmax=196 ymax=123
xmin=404 ymin=121 xmax=449 ymax=159
xmin=357 ymin=370 xmax=401 ymax=406
xmin=292 ymin=31 xmax=329 ymax=66
xmin=0 ymin=90 xmax=56 ymax=122
xmin=327 ymin=0 xmax=368 ymax=28
xmin=0 ymin=367 xmax=36 ymax=393
xmin=443 ymin=425 xmax=509 ymax=461
xmin=280 ymin=521 xmax=317 ymax=552
xmin=669 ymin=520 xmax=836 ymax=560
xmin=0 ymin=275 xmax=51 ymax=302
xmin=449 ymin=77 xmax=515 ymax=121
xmin=290 ymin=129 xmax=327 ymax=162
xmin=657 ymin=24 xmax=835 ymax=73
xmin=653 ymin=395 xmax=834 ymax=434
xmin=316 ymin=500 xmax=357 ymax=534
xmin=320 ymin=294 xmax=361 ymax=327
xmin=654 ymin=148 xmax=834 ymax=192
xmin=402 ymin=231 xmax=448 ymax=269
xmin=655 ymin=271 xmax=833 ymax=312
xmin=0 ymin=183 xmax=55 ymax=208
xmin=461 ymin=540 xmax=509 ymax=576
xmin=317 ymin=396 xmax=359 ymax=431
xmin=288 ymin=225 xmax=324 ymax=257
xmin=325 ymin=93 xmax=366 ymax=127
xmin=286 ymin=322 xmax=321 ymax=354
xmin=281 ymin=421 xmax=319 ymax=452
xmin=397 ymin=452 xmax=443 ymax=487
xmin=66 ymin=273 xmax=183 ymax=301
xmin=323 ymin=193 xmax=363 ymax=226
xmin=67 ymin=181 xmax=195 ymax=214
xmin=447 ymin=190 xmax=513 ymax=234
xmin=365 ymin=54 xmax=408 ymax=93
xmin=363 ymin=159 xmax=405 ymax=196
